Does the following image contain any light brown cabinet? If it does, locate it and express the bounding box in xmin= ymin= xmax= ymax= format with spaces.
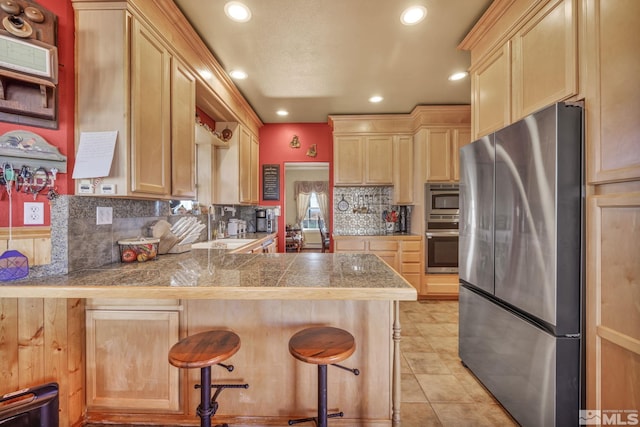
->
xmin=214 ymin=123 xmax=259 ymax=205
xmin=334 ymin=135 xmax=393 ymax=185
xmin=423 ymin=128 xmax=471 ymax=182
xmin=464 ymin=0 xmax=577 ymax=139
xmin=471 ymin=44 xmax=511 ymax=138
xmin=393 ymin=135 xmax=414 ymax=204
xmin=85 ymin=300 xmax=181 ymax=412
xmin=170 ymin=60 xmax=197 ymax=199
xmin=400 ymin=239 xmax=422 ymax=290
xmin=75 ymin=9 xmax=196 ymax=199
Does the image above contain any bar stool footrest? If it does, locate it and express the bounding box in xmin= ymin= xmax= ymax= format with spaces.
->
xmin=288 ymin=411 xmax=344 ymax=425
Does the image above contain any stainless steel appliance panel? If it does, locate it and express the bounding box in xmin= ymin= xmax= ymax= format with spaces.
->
xmin=426 ymin=183 xmax=460 ymax=215
xmin=459 ymin=286 xmax=581 ymax=427
xmin=458 ymin=135 xmax=495 ymax=294
xmin=425 ymin=231 xmax=458 ymax=273
xmin=494 ymin=103 xmax=582 ymax=333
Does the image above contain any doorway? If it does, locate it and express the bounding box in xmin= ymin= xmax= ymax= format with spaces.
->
xmin=284 ymin=162 xmax=330 ymax=251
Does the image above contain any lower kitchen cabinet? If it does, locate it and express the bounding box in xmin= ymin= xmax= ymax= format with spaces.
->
xmin=400 ymin=239 xmax=422 ymax=289
xmin=334 ymin=235 xmax=422 ymax=290
xmin=422 ymin=274 xmax=459 ymax=300
xmin=85 ymin=299 xmax=182 ymax=412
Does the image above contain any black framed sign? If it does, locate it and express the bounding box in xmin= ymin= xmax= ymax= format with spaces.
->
xmin=262 ymin=164 xmax=280 ymax=200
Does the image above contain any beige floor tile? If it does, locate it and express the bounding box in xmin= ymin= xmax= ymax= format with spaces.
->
xmin=416 ymin=323 xmax=458 ymax=338
xmin=399 ymin=402 xmax=443 ymax=427
xmin=425 ymin=336 xmax=459 ymax=355
xmin=400 ymin=334 xmax=435 ymax=353
xmin=401 ymin=373 xmax=428 ymax=402
xmin=431 ymin=402 xmax=519 ymax=427
xmin=455 ymin=371 xmax=498 ymax=404
xmin=404 ymin=352 xmax=451 ymax=375
xmin=415 ymin=374 xmax=474 ymax=403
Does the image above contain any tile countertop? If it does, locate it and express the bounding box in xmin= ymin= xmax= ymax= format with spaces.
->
xmin=0 ymin=251 xmax=417 ymax=301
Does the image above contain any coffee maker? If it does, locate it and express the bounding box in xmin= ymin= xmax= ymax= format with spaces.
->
xmin=256 ymin=209 xmax=267 ymax=232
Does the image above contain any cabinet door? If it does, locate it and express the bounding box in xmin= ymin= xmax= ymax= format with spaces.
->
xmin=472 ymin=44 xmax=511 ymax=139
xmin=86 ymin=309 xmax=180 ymax=411
xmin=238 ymin=126 xmax=252 ymax=204
xmin=393 ymin=135 xmax=414 ymax=204
xmin=511 ymin=0 xmax=577 ymax=119
xmin=334 ymin=136 xmax=364 ymax=185
xmin=171 ymin=59 xmax=196 ymax=198
xmin=130 ymin=19 xmax=171 ymax=196
xmin=585 ymin=0 xmax=640 ymax=183
xmin=250 ymin=135 xmax=259 ymax=203
xmin=424 ymin=129 xmax=452 ymax=182
xmin=452 ymin=129 xmax=472 ymax=182
xmin=365 ymin=136 xmax=393 ymax=184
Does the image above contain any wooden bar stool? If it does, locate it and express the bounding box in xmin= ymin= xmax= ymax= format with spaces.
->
xmin=288 ymin=326 xmax=360 ymax=427
xmin=168 ymin=330 xmax=249 ymax=427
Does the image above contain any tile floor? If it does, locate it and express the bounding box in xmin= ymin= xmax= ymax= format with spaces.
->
xmin=399 ymin=300 xmax=519 ymax=427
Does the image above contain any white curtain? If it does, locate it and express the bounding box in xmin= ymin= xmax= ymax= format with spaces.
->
xmin=294 ymin=181 xmax=329 ymax=228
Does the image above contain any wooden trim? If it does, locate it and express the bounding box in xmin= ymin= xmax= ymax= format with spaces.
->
xmin=458 ymin=0 xmax=517 ymax=50
xmin=597 ymin=326 xmax=640 ymax=355
xmin=329 ymin=106 xmax=470 ymax=135
xmin=0 ymin=226 xmax=51 ymax=239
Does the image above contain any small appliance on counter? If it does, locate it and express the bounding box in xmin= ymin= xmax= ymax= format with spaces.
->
xmin=266 ymin=209 xmax=275 ymax=233
xmin=398 ymin=206 xmax=408 ymax=233
xmin=256 ymin=209 xmax=267 ymax=232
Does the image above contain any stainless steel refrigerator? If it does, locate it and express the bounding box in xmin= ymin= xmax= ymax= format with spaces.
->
xmin=458 ymin=102 xmax=584 ymax=427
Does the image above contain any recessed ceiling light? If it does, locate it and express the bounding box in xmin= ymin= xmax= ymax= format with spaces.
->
xmin=224 ymin=1 xmax=251 ymax=22
xmin=276 ymin=110 xmax=289 ymax=116
xmin=369 ymin=95 xmax=383 ymax=103
xmin=229 ymin=70 xmax=248 ymax=80
xmin=401 ymin=6 xmax=427 ymax=25
xmin=448 ymin=71 xmax=468 ymax=81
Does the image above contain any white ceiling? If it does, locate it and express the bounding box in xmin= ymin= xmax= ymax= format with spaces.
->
xmin=174 ymin=0 xmax=492 ymax=124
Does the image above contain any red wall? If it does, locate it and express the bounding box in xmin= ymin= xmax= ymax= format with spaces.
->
xmin=258 ymin=123 xmax=333 ymax=251
xmin=0 ymin=0 xmax=75 ymax=227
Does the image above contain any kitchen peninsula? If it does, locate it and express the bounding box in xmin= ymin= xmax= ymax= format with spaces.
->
xmin=0 ymin=250 xmax=416 ymax=427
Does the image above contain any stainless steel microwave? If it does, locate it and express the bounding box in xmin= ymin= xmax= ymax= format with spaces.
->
xmin=426 ymin=183 xmax=460 ymax=215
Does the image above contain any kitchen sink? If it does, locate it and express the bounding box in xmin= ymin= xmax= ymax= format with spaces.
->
xmin=192 ymin=238 xmax=257 ymax=250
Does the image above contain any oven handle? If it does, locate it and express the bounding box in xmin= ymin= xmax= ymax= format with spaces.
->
xmin=426 ymin=231 xmax=459 ymax=238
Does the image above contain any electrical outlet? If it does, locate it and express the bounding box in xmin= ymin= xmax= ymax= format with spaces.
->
xmin=24 ymin=202 xmax=44 ymax=225
xmin=96 ymin=207 xmax=113 ymax=225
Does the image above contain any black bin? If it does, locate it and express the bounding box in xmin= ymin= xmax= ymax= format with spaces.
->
xmin=0 ymin=383 xmax=59 ymax=427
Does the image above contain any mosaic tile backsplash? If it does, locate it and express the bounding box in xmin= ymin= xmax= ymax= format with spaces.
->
xmin=333 ymin=186 xmax=411 ymax=235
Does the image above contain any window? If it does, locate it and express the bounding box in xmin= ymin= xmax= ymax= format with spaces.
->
xmin=302 ymin=192 xmax=321 ymax=229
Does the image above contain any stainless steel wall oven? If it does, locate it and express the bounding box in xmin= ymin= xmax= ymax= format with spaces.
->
xmin=425 ymin=183 xmax=459 ymax=273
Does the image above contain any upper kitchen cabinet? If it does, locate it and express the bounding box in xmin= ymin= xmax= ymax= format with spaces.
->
xmin=334 ymin=135 xmax=393 ymax=185
xmin=170 ymin=60 xmax=197 ymax=199
xmin=471 ymin=44 xmax=511 ymax=138
xmin=74 ymin=6 xmax=195 ymax=199
xmin=393 ymin=135 xmax=414 ymax=204
xmin=423 ymin=127 xmax=471 ymax=182
xmin=461 ymin=0 xmax=578 ymax=138
xmin=72 ymin=0 xmax=262 ymax=199
xmin=511 ymin=0 xmax=577 ymax=119
xmin=214 ymin=123 xmax=259 ymax=205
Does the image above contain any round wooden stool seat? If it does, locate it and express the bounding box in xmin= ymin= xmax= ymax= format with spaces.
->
xmin=169 ymin=330 xmax=241 ymax=369
xmin=289 ymin=326 xmax=356 ymax=365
